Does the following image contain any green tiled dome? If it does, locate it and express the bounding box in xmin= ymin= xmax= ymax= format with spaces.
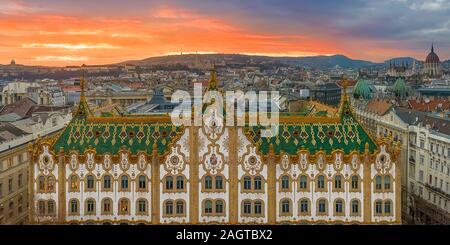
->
xmin=353 ymin=79 xmax=372 ymax=100
xmin=393 ymin=78 xmax=408 ymax=98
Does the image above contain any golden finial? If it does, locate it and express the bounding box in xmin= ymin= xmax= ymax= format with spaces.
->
xmin=208 ymin=63 xmax=217 ymax=90
xmin=341 ymin=75 xmax=349 ymax=101
xmin=80 ymin=72 xmax=86 ymax=102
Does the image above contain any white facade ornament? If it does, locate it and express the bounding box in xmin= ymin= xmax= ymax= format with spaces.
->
xmin=299 ymin=153 xmax=308 ymax=170
xmin=242 ymin=147 xmax=262 ymax=176
xmin=38 ymin=145 xmax=54 ymax=175
xmin=281 ymin=154 xmax=290 ymax=171
xmin=316 ymin=154 xmax=325 ymax=170
xmin=120 ymin=153 xmax=129 ymax=170
xmin=70 ymin=154 xmax=78 ymax=170
xmin=334 ymin=152 xmax=343 ymax=170
xmin=165 ymin=148 xmax=185 ymax=175
xmin=351 ymin=154 xmax=359 ymax=170
xmin=138 ymin=154 xmax=147 ymax=171
xmin=103 ymin=154 xmax=111 ymax=170
xmin=375 ymin=145 xmax=392 ymax=174
xmin=86 ymin=152 xmax=95 ymax=170
xmin=202 ymin=110 xmax=224 ymax=141
xmin=204 ymin=150 xmax=223 ymax=175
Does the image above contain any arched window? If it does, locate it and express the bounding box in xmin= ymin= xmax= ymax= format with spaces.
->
xmin=176 ymin=200 xmax=184 ymax=214
xmin=119 ymin=198 xmax=129 ymax=214
xmin=254 ymin=200 xmax=262 ymax=214
xmin=38 ymin=176 xmax=45 ymax=192
xmin=86 ymin=199 xmax=95 ymax=214
xmin=243 ymin=201 xmax=252 ymax=214
xmin=137 ymin=199 xmax=147 ymax=213
xmin=351 ymin=176 xmax=358 ymax=190
xmin=165 ymin=176 xmax=173 ymax=190
xmin=102 ymin=198 xmax=112 ymax=214
xmin=47 ymin=176 xmax=55 ymax=192
xmin=204 ymin=176 xmax=213 ymax=189
xmin=47 ymin=200 xmax=55 ymax=215
xmin=204 ymin=200 xmax=213 ymax=214
xmin=103 ymin=175 xmax=111 ymax=190
xmin=384 ymin=200 xmax=392 ymax=215
xmin=254 ymin=176 xmax=262 ymax=190
xmin=69 ymin=199 xmax=78 ymax=214
xmin=375 ymin=200 xmax=382 ymax=214
xmin=243 ymin=176 xmax=251 ymax=190
xmin=281 ymin=175 xmax=289 ymax=190
xmin=375 ymin=175 xmax=382 ymax=190
xmin=138 ymin=175 xmax=147 ymax=190
xmin=86 ymin=175 xmax=95 ymax=190
xmin=317 ymin=175 xmax=325 ymax=189
xmin=176 ymin=176 xmax=184 ymax=190
xmin=165 ymin=200 xmax=173 ymax=215
xmin=121 ymin=175 xmax=129 ymax=190
xmin=299 ymin=175 xmax=308 ymax=189
xmin=215 ymin=200 xmax=224 ymax=214
xmin=38 ymin=200 xmax=45 ymax=215
xmin=334 ymin=175 xmax=342 ymax=189
xmin=351 ymin=200 xmax=359 ymax=215
xmin=335 ymin=199 xmax=344 ymax=214
xmin=281 ymin=199 xmax=290 ymax=214
xmin=70 ymin=175 xmax=78 ymax=191
xmin=300 ymin=199 xmax=309 ymax=214
xmin=384 ymin=176 xmax=391 ymax=190
xmin=318 ymin=199 xmax=327 ymax=214
xmin=215 ymin=176 xmax=223 ymax=190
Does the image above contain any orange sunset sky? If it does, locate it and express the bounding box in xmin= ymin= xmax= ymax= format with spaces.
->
xmin=0 ymin=0 xmax=449 ymax=66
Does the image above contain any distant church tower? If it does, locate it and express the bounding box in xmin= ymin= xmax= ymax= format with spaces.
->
xmin=423 ymin=43 xmax=442 ymax=78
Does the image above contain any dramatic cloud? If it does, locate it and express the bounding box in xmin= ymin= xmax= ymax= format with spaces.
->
xmin=0 ymin=0 xmax=448 ymax=65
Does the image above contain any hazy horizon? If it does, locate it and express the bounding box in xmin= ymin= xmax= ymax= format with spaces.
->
xmin=1 ymin=0 xmax=449 ymax=66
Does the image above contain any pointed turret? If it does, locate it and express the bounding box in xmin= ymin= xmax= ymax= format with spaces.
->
xmin=207 ymin=64 xmax=218 ymax=90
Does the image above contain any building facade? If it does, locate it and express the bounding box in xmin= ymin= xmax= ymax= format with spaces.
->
xmin=407 ymin=116 xmax=450 ymax=224
xmin=0 ymin=102 xmax=71 ymax=224
xmin=29 ymin=77 xmax=401 ymax=225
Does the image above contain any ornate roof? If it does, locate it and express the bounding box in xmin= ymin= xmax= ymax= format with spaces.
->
xmin=245 ymin=99 xmax=377 ymax=155
xmin=353 ymin=79 xmax=372 ymax=100
xmin=425 ymin=43 xmax=440 ymax=63
xmin=48 ymin=76 xmax=377 ymax=156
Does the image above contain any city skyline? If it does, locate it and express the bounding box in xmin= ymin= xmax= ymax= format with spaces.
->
xmin=1 ymin=0 xmax=450 ymax=66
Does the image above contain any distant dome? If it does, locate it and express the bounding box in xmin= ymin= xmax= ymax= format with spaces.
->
xmin=393 ymin=78 xmax=408 ymax=98
xmin=353 ymin=79 xmax=371 ymax=100
xmin=316 ymin=80 xmax=325 ymax=86
xmin=425 ymin=44 xmax=440 ymax=63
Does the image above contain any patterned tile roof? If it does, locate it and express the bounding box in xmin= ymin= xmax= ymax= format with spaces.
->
xmin=51 ymin=91 xmax=377 ymax=156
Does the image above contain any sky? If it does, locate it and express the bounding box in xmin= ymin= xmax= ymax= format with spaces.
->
xmin=0 ymin=0 xmax=449 ymax=66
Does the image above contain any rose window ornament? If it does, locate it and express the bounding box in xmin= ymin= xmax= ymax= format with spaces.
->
xmin=242 ymin=148 xmax=262 ymax=176
xmin=165 ymin=148 xmax=185 ymax=175
xmin=204 ymin=151 xmax=223 ymax=175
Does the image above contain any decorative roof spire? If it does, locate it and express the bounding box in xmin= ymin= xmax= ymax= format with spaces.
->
xmin=340 ymin=76 xmax=349 ymax=102
xmin=208 ymin=64 xmax=217 ymax=90
xmin=80 ymin=73 xmax=86 ymax=102
xmin=431 ymin=42 xmax=434 ymax=53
